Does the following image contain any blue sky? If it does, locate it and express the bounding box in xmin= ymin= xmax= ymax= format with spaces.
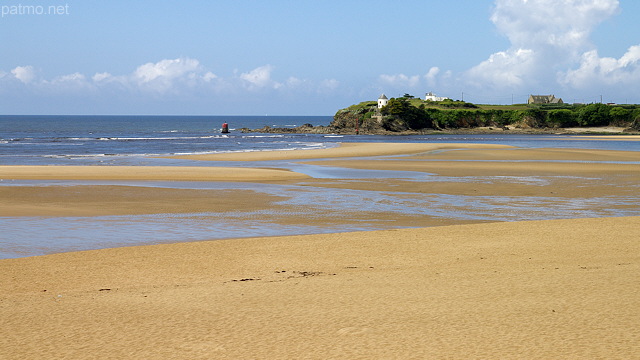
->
xmin=1 ymin=0 xmax=639 ymax=115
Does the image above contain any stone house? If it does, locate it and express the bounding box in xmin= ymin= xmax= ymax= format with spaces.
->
xmin=528 ymin=95 xmax=564 ymax=104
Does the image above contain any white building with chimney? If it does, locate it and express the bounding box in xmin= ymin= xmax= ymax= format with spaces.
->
xmin=425 ymin=92 xmax=449 ymax=102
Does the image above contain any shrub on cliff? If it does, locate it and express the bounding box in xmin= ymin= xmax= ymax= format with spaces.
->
xmin=331 ymin=101 xmax=385 ymax=133
xmin=628 ymin=110 xmax=640 ymax=131
xmin=547 ymin=109 xmax=577 ymax=128
xmin=438 ymin=99 xmax=479 ymax=109
xmin=380 ymin=98 xmax=434 ymax=130
xmin=577 ymin=103 xmax=610 ymax=126
xmin=609 ymin=107 xmax=632 ymax=126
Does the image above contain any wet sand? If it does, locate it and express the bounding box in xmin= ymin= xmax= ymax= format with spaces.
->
xmin=0 ymin=165 xmax=309 ymax=182
xmin=0 ymin=186 xmax=287 ymax=217
xmin=167 ymin=142 xmax=514 ymax=161
xmin=1 ymin=142 xmax=639 ymax=358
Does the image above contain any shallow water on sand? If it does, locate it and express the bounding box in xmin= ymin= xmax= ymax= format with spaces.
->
xmin=2 ymin=177 xmax=638 ymax=259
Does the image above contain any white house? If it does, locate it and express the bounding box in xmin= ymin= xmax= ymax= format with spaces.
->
xmin=378 ymin=94 xmax=389 ymax=109
xmin=425 ymin=92 xmax=449 ymax=102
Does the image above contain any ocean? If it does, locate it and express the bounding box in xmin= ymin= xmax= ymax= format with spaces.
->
xmin=2 ymin=115 xmax=640 ymax=166
xmin=2 ymin=115 xmax=640 ymax=259
xmin=0 ymin=115 xmax=334 ymax=165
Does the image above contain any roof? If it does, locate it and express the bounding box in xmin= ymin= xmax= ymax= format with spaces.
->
xmin=529 ymin=94 xmax=563 ymax=104
xmin=379 ymin=94 xmax=388 ymax=100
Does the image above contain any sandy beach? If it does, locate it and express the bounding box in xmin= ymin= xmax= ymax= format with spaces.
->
xmin=0 ymin=165 xmax=309 ymax=182
xmin=1 ymin=142 xmax=639 ymax=358
xmin=166 ymin=142 xmax=515 ymax=161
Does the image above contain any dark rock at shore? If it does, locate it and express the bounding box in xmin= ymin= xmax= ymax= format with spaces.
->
xmin=240 ymin=125 xmax=639 ymax=136
xmin=240 ymin=124 xmax=336 ymax=134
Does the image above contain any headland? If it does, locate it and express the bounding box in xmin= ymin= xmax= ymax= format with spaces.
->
xmin=242 ymin=98 xmax=640 ymax=135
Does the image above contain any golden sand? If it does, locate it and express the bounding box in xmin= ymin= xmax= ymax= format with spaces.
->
xmin=1 ymin=142 xmax=639 ymax=358
xmin=1 ymin=217 xmax=638 ymax=359
xmin=167 ymin=142 xmax=514 ymax=161
xmin=0 ymin=186 xmax=286 ymax=217
xmin=0 ymin=165 xmax=309 ymax=182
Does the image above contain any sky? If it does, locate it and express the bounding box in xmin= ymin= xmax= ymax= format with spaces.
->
xmin=1 ymin=0 xmax=639 ymax=115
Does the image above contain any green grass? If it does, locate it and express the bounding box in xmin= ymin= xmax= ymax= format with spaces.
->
xmin=344 ymin=101 xmax=376 ymax=111
xmin=476 ymin=104 xmax=530 ymax=111
xmin=346 ymin=98 xmax=640 ymax=116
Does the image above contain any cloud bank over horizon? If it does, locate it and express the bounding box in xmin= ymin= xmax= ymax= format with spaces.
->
xmin=0 ymin=57 xmax=342 ymax=114
xmin=0 ymin=58 xmax=338 ymax=95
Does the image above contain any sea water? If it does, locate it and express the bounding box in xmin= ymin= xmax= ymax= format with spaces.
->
xmin=0 ymin=115 xmax=334 ymax=165
xmin=2 ymin=115 xmax=639 ymax=166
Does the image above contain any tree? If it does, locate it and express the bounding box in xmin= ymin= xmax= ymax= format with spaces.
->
xmin=577 ymin=103 xmax=611 ymax=126
xmin=380 ymin=98 xmax=433 ymax=130
xmin=547 ymin=109 xmax=576 ymax=128
xmin=380 ymin=97 xmax=409 ymax=116
xmin=520 ymin=108 xmax=547 ymax=127
xmin=609 ymin=107 xmax=631 ymax=125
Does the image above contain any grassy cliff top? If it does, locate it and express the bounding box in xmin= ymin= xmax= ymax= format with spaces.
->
xmin=342 ymin=99 xmax=534 ymax=112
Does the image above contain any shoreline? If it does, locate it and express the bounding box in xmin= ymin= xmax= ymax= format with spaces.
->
xmin=243 ymin=124 xmax=640 ymax=136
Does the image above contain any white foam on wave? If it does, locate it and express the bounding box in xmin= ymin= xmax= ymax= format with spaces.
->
xmin=92 ymin=135 xmax=231 ymax=141
xmin=242 ymin=135 xmax=285 ymax=138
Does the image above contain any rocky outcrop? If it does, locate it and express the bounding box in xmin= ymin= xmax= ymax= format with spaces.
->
xmin=240 ymin=123 xmax=334 ymax=134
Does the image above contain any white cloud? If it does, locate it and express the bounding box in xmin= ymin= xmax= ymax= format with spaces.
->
xmin=376 ymin=68 xmax=455 ymax=98
xmin=319 ymin=78 xmax=339 ymax=91
xmin=92 ymin=72 xmax=112 ymax=82
xmin=281 ymin=76 xmax=313 ymax=92
xmin=466 ymin=48 xmax=537 ymax=88
xmin=52 ymin=72 xmax=86 ymax=83
xmin=133 ymin=58 xmax=200 ymax=83
xmin=239 ymin=64 xmax=281 ymax=89
xmin=424 ymin=67 xmax=440 ymax=87
xmin=465 ymin=0 xmax=623 ymax=92
xmin=0 ymin=58 xmax=344 ymax=107
xmin=36 ymin=72 xmax=94 ymax=93
xmin=203 ymin=72 xmax=217 ymax=82
xmin=491 ymin=0 xmax=618 ymax=50
xmin=285 ymin=76 xmax=303 ymax=88
xmin=133 ymin=57 xmax=202 ymax=92
xmin=379 ymin=73 xmax=421 ymax=88
xmin=560 ymin=45 xmax=640 ymax=88
xmin=0 ymin=56 xmax=354 ymax=114
xmin=11 ymin=65 xmax=36 ymax=83
xmin=2 ymin=58 xmax=212 ymax=94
